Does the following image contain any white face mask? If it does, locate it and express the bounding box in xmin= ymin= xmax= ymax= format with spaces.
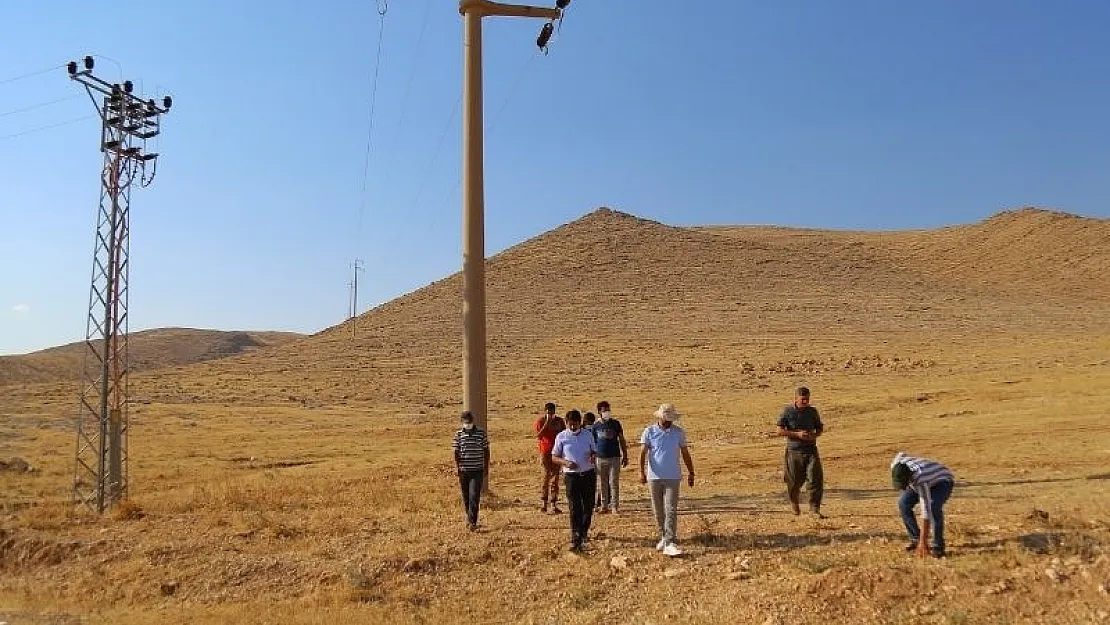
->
xmin=462 ymin=423 xmax=474 ymax=431
xmin=600 ymin=411 xmax=611 ymax=421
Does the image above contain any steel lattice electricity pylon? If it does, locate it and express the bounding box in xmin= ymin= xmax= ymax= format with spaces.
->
xmin=67 ymin=56 xmax=172 ymax=513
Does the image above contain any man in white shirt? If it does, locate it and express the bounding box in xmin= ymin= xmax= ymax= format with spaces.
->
xmin=552 ymin=409 xmax=598 ymax=552
xmin=639 ymin=403 xmax=695 ymax=557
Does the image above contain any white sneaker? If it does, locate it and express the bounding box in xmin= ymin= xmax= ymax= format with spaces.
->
xmin=655 ymin=538 xmax=667 ymax=551
xmin=663 ymin=543 xmax=683 ymax=557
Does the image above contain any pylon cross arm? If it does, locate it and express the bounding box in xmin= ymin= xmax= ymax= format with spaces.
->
xmin=459 ymin=0 xmax=560 ymax=20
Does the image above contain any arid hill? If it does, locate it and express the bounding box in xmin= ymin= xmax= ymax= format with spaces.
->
xmin=699 ymin=207 xmax=1109 ymax=299
xmin=0 ymin=328 xmax=302 ymax=387
xmin=2 ymin=206 xmax=1108 ymax=625
xmin=128 ymin=206 xmax=1109 ymax=410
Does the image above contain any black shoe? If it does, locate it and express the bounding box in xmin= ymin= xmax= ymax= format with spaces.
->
xmin=905 ymin=542 xmax=918 ymax=552
xmin=931 ymin=549 xmax=946 ymax=559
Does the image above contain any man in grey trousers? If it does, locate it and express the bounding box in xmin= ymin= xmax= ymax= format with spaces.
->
xmin=592 ymin=400 xmax=629 ymax=514
xmin=639 ymin=403 xmax=695 ymax=557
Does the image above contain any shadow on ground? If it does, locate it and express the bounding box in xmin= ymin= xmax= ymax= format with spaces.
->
xmin=960 ymin=531 xmax=1104 ymax=556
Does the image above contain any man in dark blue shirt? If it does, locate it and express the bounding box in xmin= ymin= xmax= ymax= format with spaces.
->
xmin=776 ymin=387 xmax=825 ymax=517
xmin=592 ymin=400 xmax=629 ymax=513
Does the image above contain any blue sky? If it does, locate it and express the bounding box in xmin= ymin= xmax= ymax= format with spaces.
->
xmin=2 ymin=0 xmax=1109 ymax=355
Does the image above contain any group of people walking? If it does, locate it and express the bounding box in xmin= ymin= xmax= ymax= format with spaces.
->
xmin=452 ymin=386 xmax=956 ymax=559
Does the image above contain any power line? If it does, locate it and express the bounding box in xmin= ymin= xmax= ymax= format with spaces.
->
xmin=0 ymin=94 xmax=81 ymax=118
xmin=386 ymin=0 xmax=433 ymax=157
xmin=407 ymin=95 xmax=461 ymax=215
xmin=0 ymin=64 xmax=66 ymax=87
xmin=489 ymin=51 xmax=540 ymax=136
xmin=0 ymin=115 xmax=94 ymax=141
xmin=0 ymin=55 xmax=121 ymax=89
xmin=413 ymin=50 xmax=541 ymax=233
xmin=373 ymin=0 xmax=436 ymax=261
xmin=354 ymin=0 xmax=389 ymax=248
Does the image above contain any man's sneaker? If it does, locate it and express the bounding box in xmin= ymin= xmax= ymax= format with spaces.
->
xmin=905 ymin=542 xmax=918 ymax=552
xmin=791 ymin=502 xmax=801 ymax=516
xmin=810 ymin=507 xmax=826 ymax=519
xmin=931 ymin=549 xmax=946 ymax=559
xmin=662 ymin=543 xmax=683 ymax=557
xmin=655 ymin=538 xmax=667 ymax=551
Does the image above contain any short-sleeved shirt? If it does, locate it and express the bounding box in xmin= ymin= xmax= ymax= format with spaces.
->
xmin=640 ymin=424 xmax=687 ymax=481
xmin=534 ymin=414 xmax=565 ymax=455
xmin=592 ymin=417 xmax=624 ymax=458
xmin=893 ymin=453 xmax=955 ymax=522
xmin=453 ymin=427 xmax=488 ymax=472
xmin=552 ymin=428 xmax=597 ymax=474
xmin=777 ymin=405 xmax=823 ymax=452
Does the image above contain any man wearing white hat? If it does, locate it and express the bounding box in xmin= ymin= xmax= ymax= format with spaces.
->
xmin=639 ymin=403 xmax=695 ymax=557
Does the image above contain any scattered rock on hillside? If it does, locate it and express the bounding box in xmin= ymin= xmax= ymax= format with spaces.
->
xmin=662 ymin=567 xmax=686 ymax=579
xmin=0 ymin=458 xmax=35 ymax=473
xmin=560 ymin=551 xmax=583 ymax=563
xmin=402 ymin=557 xmax=438 ymax=573
xmin=983 ymin=579 xmax=1013 ymax=595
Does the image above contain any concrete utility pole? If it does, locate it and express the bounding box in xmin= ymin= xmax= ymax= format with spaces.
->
xmin=66 ymin=55 xmax=172 ymax=513
xmin=348 ymin=258 xmax=365 ymax=338
xmin=458 ymin=0 xmax=567 ymax=490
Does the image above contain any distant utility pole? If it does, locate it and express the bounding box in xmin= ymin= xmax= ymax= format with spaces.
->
xmin=458 ymin=0 xmax=569 ymax=492
xmin=348 ymin=259 xmax=365 ymax=336
xmin=67 ymin=56 xmax=172 ymax=514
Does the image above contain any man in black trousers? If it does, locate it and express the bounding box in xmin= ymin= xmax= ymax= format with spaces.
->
xmin=551 ymin=409 xmax=597 ymax=552
xmin=453 ymin=411 xmax=490 ymax=531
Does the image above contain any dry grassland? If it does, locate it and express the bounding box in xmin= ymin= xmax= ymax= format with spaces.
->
xmin=1 ymin=207 xmax=1108 ymax=624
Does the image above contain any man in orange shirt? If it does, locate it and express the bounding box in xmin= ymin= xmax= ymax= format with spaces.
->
xmin=534 ymin=402 xmax=565 ymax=513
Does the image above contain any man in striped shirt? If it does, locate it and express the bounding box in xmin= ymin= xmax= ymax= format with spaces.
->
xmin=891 ymin=451 xmax=955 ymax=558
xmin=454 ymin=411 xmax=490 ymax=531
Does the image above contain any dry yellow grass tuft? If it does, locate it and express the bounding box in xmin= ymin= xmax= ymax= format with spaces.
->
xmin=1 ymin=207 xmax=1108 ymax=624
